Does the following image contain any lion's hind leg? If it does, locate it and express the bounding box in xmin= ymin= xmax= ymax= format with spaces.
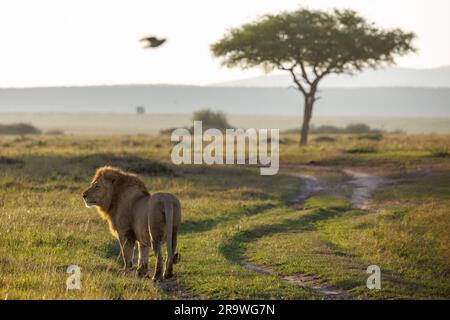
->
xmin=163 ymin=227 xmax=179 ymax=279
xmin=172 ymin=227 xmax=180 ymax=264
xmin=151 ymin=239 xmax=164 ymax=282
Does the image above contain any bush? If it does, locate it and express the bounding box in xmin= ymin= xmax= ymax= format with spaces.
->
xmin=345 ymin=123 xmax=373 ymax=134
xmin=136 ymin=106 xmax=145 ymax=115
xmin=357 ymin=133 xmax=383 ymax=141
xmin=0 ymin=123 xmax=41 ymax=135
xmin=279 ymin=137 xmax=296 ymax=145
xmin=45 ymin=129 xmax=65 ymax=135
xmin=430 ymin=148 xmax=450 ymax=158
xmin=346 ymin=146 xmax=378 ymax=154
xmin=160 ymin=109 xmax=233 ymax=135
xmin=0 ymin=156 xmax=24 ymax=166
xmin=315 ymin=136 xmax=336 ymax=142
xmin=192 ymin=109 xmax=232 ymax=130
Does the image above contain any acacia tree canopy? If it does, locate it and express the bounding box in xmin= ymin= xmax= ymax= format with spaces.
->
xmin=211 ymin=8 xmax=416 ymax=145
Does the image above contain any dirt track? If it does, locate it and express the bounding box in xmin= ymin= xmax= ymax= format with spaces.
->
xmin=242 ymin=166 xmax=394 ymax=299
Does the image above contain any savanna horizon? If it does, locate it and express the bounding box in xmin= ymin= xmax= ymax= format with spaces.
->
xmin=1 ymin=112 xmax=449 ymax=136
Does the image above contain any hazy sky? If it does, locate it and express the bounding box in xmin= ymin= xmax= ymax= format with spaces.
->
xmin=1 ymin=0 xmax=449 ymax=87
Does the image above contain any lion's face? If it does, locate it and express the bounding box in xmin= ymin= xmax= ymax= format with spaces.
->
xmin=82 ymin=176 xmax=114 ymax=209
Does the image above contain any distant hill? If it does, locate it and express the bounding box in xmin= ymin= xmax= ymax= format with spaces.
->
xmin=214 ymin=67 xmax=450 ymax=88
xmin=0 ymin=85 xmax=449 ymax=117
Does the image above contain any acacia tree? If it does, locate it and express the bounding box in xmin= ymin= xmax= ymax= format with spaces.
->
xmin=211 ymin=9 xmax=416 ymax=145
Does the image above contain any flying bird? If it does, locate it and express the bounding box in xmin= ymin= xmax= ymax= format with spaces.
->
xmin=139 ymin=36 xmax=167 ymax=49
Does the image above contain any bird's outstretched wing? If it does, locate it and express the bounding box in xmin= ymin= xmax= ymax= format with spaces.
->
xmin=140 ymin=36 xmax=157 ymax=43
xmin=139 ymin=36 xmax=166 ymax=48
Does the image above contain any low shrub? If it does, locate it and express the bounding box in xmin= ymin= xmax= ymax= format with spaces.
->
xmin=345 ymin=146 xmax=378 ymax=154
xmin=357 ymin=133 xmax=383 ymax=141
xmin=0 ymin=156 xmax=24 ymax=166
xmin=315 ymin=136 xmax=336 ymax=142
xmin=0 ymin=123 xmax=41 ymax=135
xmin=192 ymin=109 xmax=232 ymax=130
xmin=430 ymin=148 xmax=450 ymax=158
xmin=45 ymin=129 xmax=65 ymax=135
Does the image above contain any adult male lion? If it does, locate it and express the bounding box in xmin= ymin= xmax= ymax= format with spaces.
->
xmin=82 ymin=166 xmax=181 ymax=281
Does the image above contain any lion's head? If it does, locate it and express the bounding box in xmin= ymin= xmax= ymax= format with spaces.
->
xmin=82 ymin=166 xmax=150 ymax=213
xmin=82 ymin=166 xmax=119 ymax=210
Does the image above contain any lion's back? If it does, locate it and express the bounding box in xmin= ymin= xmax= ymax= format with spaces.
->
xmin=148 ymin=192 xmax=182 ymax=230
xmin=130 ymin=192 xmax=181 ymax=242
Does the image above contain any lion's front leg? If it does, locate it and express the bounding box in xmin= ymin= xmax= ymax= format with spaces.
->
xmin=119 ymin=235 xmax=135 ymax=273
xmin=137 ymin=242 xmax=150 ymax=278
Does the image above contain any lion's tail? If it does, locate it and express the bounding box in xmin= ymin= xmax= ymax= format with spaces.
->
xmin=164 ymin=200 xmax=175 ymax=263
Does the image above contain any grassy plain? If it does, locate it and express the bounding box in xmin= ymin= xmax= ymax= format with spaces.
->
xmin=0 ymin=132 xmax=449 ymax=299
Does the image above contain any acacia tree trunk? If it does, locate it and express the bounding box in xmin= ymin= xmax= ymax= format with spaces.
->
xmin=300 ymin=95 xmax=314 ymax=145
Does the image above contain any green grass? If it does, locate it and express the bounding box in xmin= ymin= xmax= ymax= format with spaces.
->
xmin=0 ymin=133 xmax=449 ymax=299
xmin=0 ymin=135 xmax=315 ymax=299
xmin=244 ymin=171 xmax=450 ymax=299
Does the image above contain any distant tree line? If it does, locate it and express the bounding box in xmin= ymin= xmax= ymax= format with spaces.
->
xmin=285 ymin=123 xmax=388 ymax=135
xmin=0 ymin=123 xmax=66 ymax=135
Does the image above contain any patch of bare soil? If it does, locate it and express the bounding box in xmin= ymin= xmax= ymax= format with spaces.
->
xmin=242 ymin=262 xmax=349 ymax=300
xmin=343 ymin=169 xmax=393 ymax=210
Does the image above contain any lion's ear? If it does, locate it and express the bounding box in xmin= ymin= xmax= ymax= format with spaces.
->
xmin=103 ymin=171 xmax=119 ymax=184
